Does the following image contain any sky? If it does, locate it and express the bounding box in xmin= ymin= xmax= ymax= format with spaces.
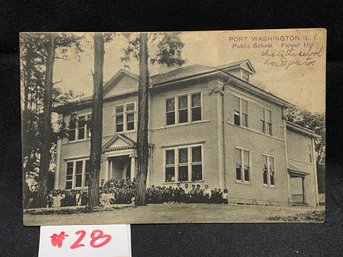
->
xmin=53 ymin=29 xmax=326 ymax=113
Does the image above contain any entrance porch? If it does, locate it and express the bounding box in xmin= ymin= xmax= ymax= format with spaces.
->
xmin=288 ymin=163 xmax=309 ymax=206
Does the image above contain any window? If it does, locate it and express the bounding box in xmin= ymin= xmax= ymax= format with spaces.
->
xmin=166 ymin=93 xmax=202 ymax=126
xmin=233 ymin=96 xmax=248 ymax=127
xmin=260 ymin=108 xmax=272 ymax=135
xmin=66 ymin=162 xmax=73 ymax=189
xmin=126 ymin=103 xmax=135 ymax=131
xmin=233 ymin=96 xmax=240 ymax=126
xmin=75 ymin=160 xmax=83 ymax=187
xmin=262 ymin=155 xmax=275 ymax=186
xmin=242 ymin=70 xmax=249 ymax=82
xmin=178 ymin=148 xmax=188 ymax=181
xmin=165 ymin=150 xmax=175 ymax=182
xmin=191 ymin=146 xmax=202 ymax=181
xmin=164 ymin=145 xmax=203 ymax=182
xmin=166 ymin=98 xmax=175 ymax=125
xmin=115 ymin=102 xmax=136 ymax=132
xmin=85 ymin=160 xmax=90 ymax=187
xmin=69 ymin=114 xmax=91 ymax=142
xmin=65 ymin=159 xmax=90 ymax=189
xmin=241 ymin=99 xmax=248 ymax=127
xmin=235 ymin=148 xmax=250 ymax=183
xmin=191 ymin=93 xmax=202 ymax=121
xmin=178 ymin=95 xmax=188 ymax=123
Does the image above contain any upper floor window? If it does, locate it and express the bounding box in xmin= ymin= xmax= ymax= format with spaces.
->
xmin=241 ymin=70 xmax=249 ymax=82
xmin=164 ymin=145 xmax=203 ymax=182
xmin=65 ymin=159 xmax=90 ymax=190
xmin=262 ymin=155 xmax=275 ymax=186
xmin=235 ymin=148 xmax=250 ymax=183
xmin=166 ymin=93 xmax=202 ymax=126
xmin=178 ymin=95 xmax=188 ymax=123
xmin=69 ymin=114 xmax=91 ymax=142
xmin=191 ymin=93 xmax=202 ymax=121
xmin=260 ymin=108 xmax=272 ymax=135
xmin=166 ymin=98 xmax=175 ymax=125
xmin=233 ymin=96 xmax=248 ymax=127
xmin=115 ymin=102 xmax=136 ymax=133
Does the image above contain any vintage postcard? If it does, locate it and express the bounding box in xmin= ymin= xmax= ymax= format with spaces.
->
xmin=21 ymin=29 xmax=326 ymax=225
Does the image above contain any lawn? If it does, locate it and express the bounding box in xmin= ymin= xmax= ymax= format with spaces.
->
xmin=23 ymin=203 xmax=325 ymax=226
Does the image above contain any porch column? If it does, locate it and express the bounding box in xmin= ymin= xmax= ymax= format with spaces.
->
xmin=130 ymin=154 xmax=136 ymax=181
xmin=109 ymin=159 xmax=112 ymax=180
xmin=286 ymin=172 xmax=292 ymax=204
xmin=54 ymin=138 xmax=62 ymax=189
xmin=302 ymin=177 xmax=306 ymax=204
xmin=147 ymin=148 xmax=153 ymax=188
xmin=103 ymin=157 xmax=109 ymax=182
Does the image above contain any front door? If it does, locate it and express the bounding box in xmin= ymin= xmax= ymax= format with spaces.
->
xmin=290 ymin=176 xmax=305 ymax=204
xmin=110 ymin=155 xmax=131 ymax=180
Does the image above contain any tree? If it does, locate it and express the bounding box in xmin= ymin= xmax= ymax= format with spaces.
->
xmin=36 ymin=33 xmax=56 ymax=207
xmin=88 ymin=32 xmax=105 ymax=209
xmin=135 ymin=33 xmax=149 ymax=206
xmin=121 ymin=32 xmax=185 ymax=206
xmin=20 ymin=32 xmax=84 ymax=207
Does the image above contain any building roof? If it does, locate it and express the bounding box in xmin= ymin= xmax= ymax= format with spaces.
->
xmin=54 ymin=59 xmax=292 ymax=113
xmin=151 ymin=64 xmax=216 ymax=85
xmin=288 ymin=162 xmax=310 ymax=177
xmin=286 ymin=121 xmax=320 ymax=138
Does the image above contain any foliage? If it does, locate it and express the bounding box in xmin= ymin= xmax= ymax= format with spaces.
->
xmin=20 ymin=33 xmax=84 ymax=183
xmin=285 ymin=107 xmax=325 ymax=165
xmin=120 ymin=32 xmax=186 ymax=69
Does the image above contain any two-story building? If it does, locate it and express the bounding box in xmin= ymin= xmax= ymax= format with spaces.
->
xmin=54 ymin=59 xmax=320 ymax=206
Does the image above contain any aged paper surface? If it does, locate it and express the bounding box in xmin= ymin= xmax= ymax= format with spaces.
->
xmin=22 ymin=29 xmax=326 ymax=225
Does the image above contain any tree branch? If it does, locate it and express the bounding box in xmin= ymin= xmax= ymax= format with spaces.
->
xmin=52 ymin=77 xmax=63 ymax=85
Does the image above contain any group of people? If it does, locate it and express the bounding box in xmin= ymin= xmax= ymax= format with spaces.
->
xmin=46 ymin=189 xmax=88 ymax=208
xmin=146 ymin=183 xmax=229 ymax=204
xmin=100 ymin=178 xmax=136 ymax=207
xmin=42 ymin=180 xmax=228 ymax=208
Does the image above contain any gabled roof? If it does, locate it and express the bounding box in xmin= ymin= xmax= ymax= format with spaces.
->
xmin=102 ymin=134 xmax=136 ymax=153
xmin=103 ymin=69 xmax=138 ymax=96
xmin=215 ymin=59 xmax=256 ymax=74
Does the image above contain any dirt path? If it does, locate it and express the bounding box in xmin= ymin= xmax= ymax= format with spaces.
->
xmin=24 ymin=203 xmax=325 ymax=226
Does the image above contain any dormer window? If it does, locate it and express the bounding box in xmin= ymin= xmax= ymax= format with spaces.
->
xmin=241 ymin=70 xmax=249 ymax=82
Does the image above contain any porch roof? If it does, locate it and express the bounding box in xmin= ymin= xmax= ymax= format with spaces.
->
xmin=102 ymin=134 xmax=136 ymax=153
xmin=102 ymin=133 xmax=154 ymax=153
xmin=288 ymin=162 xmax=310 ymax=177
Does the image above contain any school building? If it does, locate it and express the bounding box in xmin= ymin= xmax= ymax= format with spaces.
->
xmin=53 ymin=59 xmax=320 ymax=206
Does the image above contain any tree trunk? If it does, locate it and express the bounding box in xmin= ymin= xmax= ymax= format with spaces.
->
xmin=88 ymin=32 xmax=104 ymax=209
xmin=36 ymin=33 xmax=55 ymax=208
xmin=135 ymin=32 xmax=149 ymax=206
xmin=22 ymin=38 xmax=31 ymax=207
